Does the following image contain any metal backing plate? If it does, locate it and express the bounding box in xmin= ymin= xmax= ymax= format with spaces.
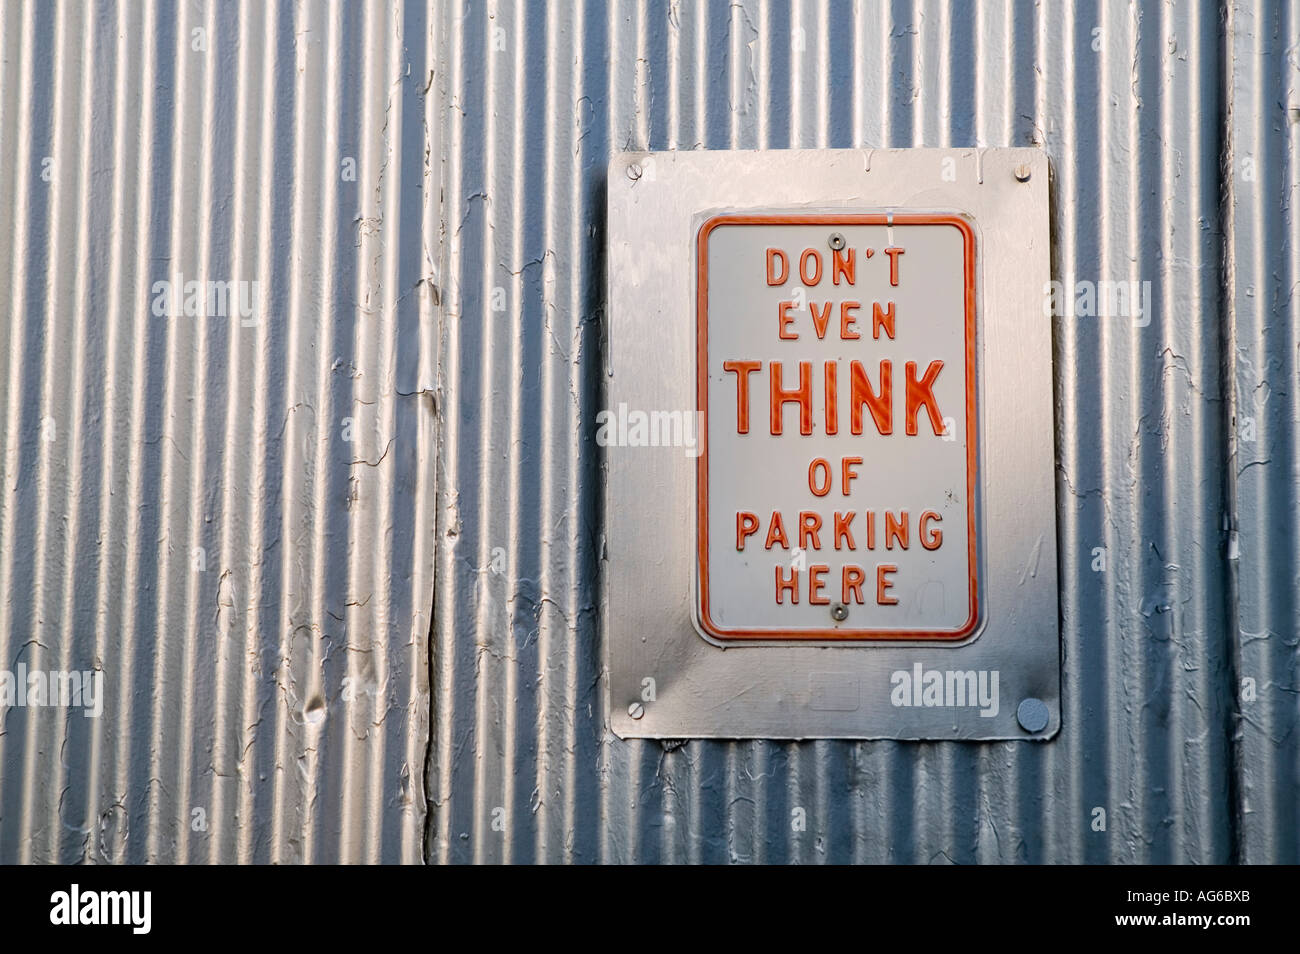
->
xmin=604 ymin=149 xmax=1058 ymax=740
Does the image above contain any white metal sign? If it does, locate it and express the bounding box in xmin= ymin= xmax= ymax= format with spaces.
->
xmin=697 ymin=215 xmax=977 ymax=642
xmin=605 ymin=149 xmax=1059 ymax=741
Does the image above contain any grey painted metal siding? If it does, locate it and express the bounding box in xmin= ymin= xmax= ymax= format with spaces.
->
xmin=0 ymin=0 xmax=436 ymax=863
xmin=429 ymin=0 xmax=1268 ymax=864
xmin=0 ymin=0 xmax=1294 ymax=866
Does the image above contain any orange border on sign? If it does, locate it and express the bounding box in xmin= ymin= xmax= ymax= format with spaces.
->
xmin=696 ymin=213 xmax=980 ymax=642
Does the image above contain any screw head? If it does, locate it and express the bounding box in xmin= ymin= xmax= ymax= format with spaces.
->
xmin=627 ymin=701 xmax=645 ymax=719
xmin=626 ymin=162 xmax=643 ymax=181
xmin=1013 ymin=164 xmax=1032 ymax=182
xmin=1016 ymin=697 xmax=1050 ymax=733
xmin=828 ymin=232 xmax=846 ymax=251
xmin=830 ymin=602 xmax=849 ymax=622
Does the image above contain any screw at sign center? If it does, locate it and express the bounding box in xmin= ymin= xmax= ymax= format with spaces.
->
xmin=830 ymin=602 xmax=849 ymax=622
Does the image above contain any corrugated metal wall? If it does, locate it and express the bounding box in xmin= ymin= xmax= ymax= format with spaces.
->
xmin=429 ymin=0 xmax=1290 ymax=865
xmin=0 ymin=0 xmax=436 ymax=863
xmin=0 ymin=0 xmax=1294 ymax=866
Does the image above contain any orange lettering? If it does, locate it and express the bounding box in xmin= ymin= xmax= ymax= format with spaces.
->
xmin=766 ymin=248 xmax=788 ymax=285
xmin=799 ymin=248 xmax=823 ymax=285
xmin=872 ymin=301 xmax=895 ymax=339
xmin=884 ymin=246 xmax=904 ymax=286
xmin=905 ymin=360 xmax=944 ymax=435
xmin=778 ymin=301 xmax=798 ymax=339
xmin=824 ymin=362 xmax=838 ymax=434
xmin=850 ymin=359 xmax=892 ymax=435
xmin=809 ymin=565 xmax=829 ymax=604
xmin=833 ymin=511 xmax=856 ymax=550
xmin=840 ymin=300 xmax=861 ymax=339
xmin=841 ymin=456 xmax=862 ymax=495
xmin=776 ymin=565 xmax=799 ymax=604
xmin=843 ymin=565 xmax=866 ymax=604
xmin=885 ymin=510 xmax=909 ymax=550
xmin=770 ymin=361 xmax=813 ymax=435
xmin=920 ymin=510 xmax=943 ymax=550
xmin=722 ymin=360 xmax=760 ymax=434
xmin=810 ymin=301 xmax=832 ymax=339
xmin=798 ymin=511 xmax=822 ymax=550
xmin=736 ymin=511 xmax=759 ymax=550
xmin=765 ymin=511 xmax=789 ymax=549
xmin=832 ymin=248 xmax=855 ymax=285
xmin=876 ymin=564 xmax=898 ymax=604
xmin=808 ymin=458 xmax=832 ymax=497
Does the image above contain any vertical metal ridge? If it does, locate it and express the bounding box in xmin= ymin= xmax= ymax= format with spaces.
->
xmin=17 ymin=0 xmax=58 ymax=868
xmin=145 ymin=0 xmax=187 ymax=864
xmin=173 ymin=0 xmax=217 ymax=866
xmin=0 ymin=0 xmax=30 ymax=858
xmin=83 ymin=0 xmax=127 ymax=866
xmin=1230 ymin=0 xmax=1299 ymax=864
xmin=429 ymin=0 xmax=460 ymax=866
xmin=1215 ymin=0 xmax=1244 ymax=866
xmin=535 ymin=0 xmax=563 ymax=863
xmin=208 ymin=0 xmax=249 ymax=863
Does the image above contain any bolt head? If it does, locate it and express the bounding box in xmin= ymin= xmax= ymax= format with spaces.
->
xmin=828 ymin=232 xmax=846 ymax=251
xmin=1016 ymin=697 xmax=1050 ymax=733
xmin=626 ymin=162 xmax=643 ymax=181
xmin=830 ymin=602 xmax=849 ymax=622
xmin=628 ymin=701 xmax=645 ymax=719
xmin=1013 ymin=164 xmax=1032 ymax=182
